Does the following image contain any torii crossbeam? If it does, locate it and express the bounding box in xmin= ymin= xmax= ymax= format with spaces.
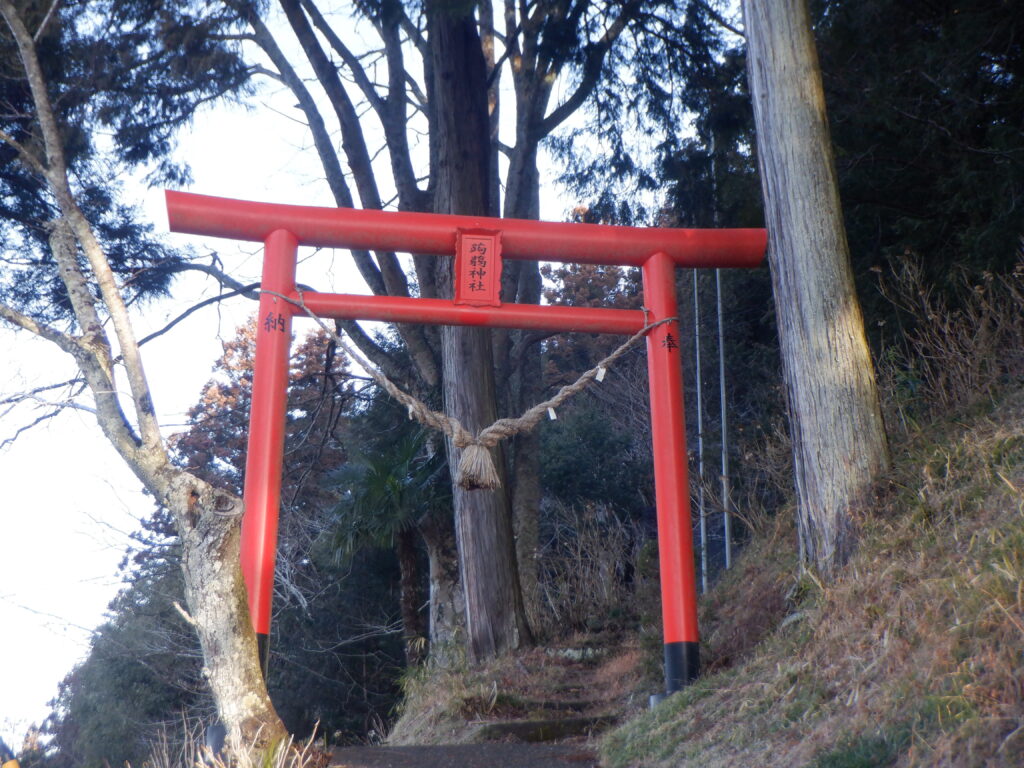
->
xmin=166 ymin=190 xmax=766 ymax=696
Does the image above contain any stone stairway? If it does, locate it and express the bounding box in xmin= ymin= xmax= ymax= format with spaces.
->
xmin=459 ymin=641 xmax=642 ymax=746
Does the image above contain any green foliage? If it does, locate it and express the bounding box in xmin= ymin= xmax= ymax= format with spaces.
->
xmin=810 ymin=729 xmax=906 ymax=768
xmin=541 ymin=398 xmax=652 ymax=516
xmin=329 ymin=423 xmax=448 ymax=557
xmin=1 ymin=0 xmax=251 ymax=326
xmin=814 ymin=0 xmax=1024 ymax=315
xmin=551 ymin=2 xmax=737 ymax=227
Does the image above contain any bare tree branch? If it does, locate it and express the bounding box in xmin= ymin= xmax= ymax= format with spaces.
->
xmin=0 ymin=296 xmax=83 ymax=355
xmin=298 ymin=0 xmax=385 ymax=114
xmin=539 ymin=2 xmax=641 ymax=136
xmin=0 ymin=128 xmax=48 ymax=176
xmin=279 ymin=0 xmax=387 ymax=212
xmin=240 ymin=3 xmax=393 ymax=298
xmin=277 ymin=0 xmax=417 ymax=303
xmin=333 ymin=318 xmax=413 ymax=387
xmin=11 ymin=393 xmax=96 ymax=415
xmin=694 ymin=0 xmax=745 ymax=39
xmin=134 ymin=283 xmax=259 ymax=349
xmin=0 ymin=377 xmax=85 ymax=409
xmin=0 ymin=408 xmax=61 ymax=449
xmin=32 ymin=0 xmax=61 ymax=41
xmin=166 ymin=260 xmax=261 ymax=299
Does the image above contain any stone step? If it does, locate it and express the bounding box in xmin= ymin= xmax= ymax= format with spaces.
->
xmin=515 ymin=698 xmax=600 ymax=713
xmin=471 ymin=715 xmax=616 ymax=743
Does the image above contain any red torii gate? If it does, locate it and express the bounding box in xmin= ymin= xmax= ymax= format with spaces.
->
xmin=165 ymin=190 xmax=766 ymax=695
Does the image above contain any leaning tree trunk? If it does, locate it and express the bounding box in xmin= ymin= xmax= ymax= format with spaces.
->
xmin=428 ymin=3 xmax=533 ymax=661
xmin=163 ymin=474 xmax=287 ymax=753
xmin=742 ymin=0 xmax=889 ymax=575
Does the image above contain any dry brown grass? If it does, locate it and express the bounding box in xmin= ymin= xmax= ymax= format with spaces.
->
xmin=698 ymin=512 xmax=797 ymax=673
xmin=530 ymin=502 xmax=653 ymax=639
xmin=601 ymin=388 xmax=1024 ymax=768
xmin=144 ymin=720 xmax=327 ymax=768
xmin=877 ymin=253 xmax=1024 ymax=427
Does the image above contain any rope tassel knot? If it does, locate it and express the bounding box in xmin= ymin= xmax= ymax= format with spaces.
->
xmin=456 ymin=441 xmax=502 ymax=491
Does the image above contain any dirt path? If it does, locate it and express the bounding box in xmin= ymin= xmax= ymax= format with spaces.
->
xmin=331 ymin=743 xmax=599 ymax=768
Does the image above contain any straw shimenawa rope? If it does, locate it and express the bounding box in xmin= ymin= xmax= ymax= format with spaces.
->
xmin=265 ymin=289 xmax=675 ymax=491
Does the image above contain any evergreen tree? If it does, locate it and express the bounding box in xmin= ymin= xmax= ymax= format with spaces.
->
xmin=0 ymin=0 xmax=250 ymax=327
xmin=44 ymin=510 xmax=208 ymax=768
xmin=813 ymin=0 xmax=1024 ymax=315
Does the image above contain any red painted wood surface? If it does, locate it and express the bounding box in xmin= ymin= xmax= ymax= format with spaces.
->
xmin=642 ymin=252 xmax=700 ymax=646
xmin=454 ymin=230 xmax=502 ymax=307
xmin=166 ymin=190 xmax=766 ymax=269
xmin=297 ymin=291 xmax=644 ymax=335
xmin=241 ymin=229 xmax=297 ymax=636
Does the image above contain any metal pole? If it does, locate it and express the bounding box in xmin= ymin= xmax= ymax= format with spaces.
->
xmin=693 ymin=272 xmax=707 ymax=594
xmin=240 ymin=228 xmax=298 ymax=677
xmin=709 ymin=131 xmax=733 ymax=571
xmin=717 ymin=269 xmax=732 ymax=569
xmin=643 ymin=251 xmax=700 ymax=694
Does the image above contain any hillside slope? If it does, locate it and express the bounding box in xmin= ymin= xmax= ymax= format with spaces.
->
xmin=603 ymin=388 xmax=1024 ymax=767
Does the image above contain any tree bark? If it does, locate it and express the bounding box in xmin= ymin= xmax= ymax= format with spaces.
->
xmin=396 ymin=527 xmax=427 ymax=666
xmin=418 ymin=511 xmax=465 ymax=665
xmin=428 ymin=3 xmax=533 ymax=661
xmin=166 ymin=475 xmax=286 ymax=754
xmin=741 ymin=0 xmax=889 ymax=575
xmin=505 ymin=162 xmax=544 ymax=622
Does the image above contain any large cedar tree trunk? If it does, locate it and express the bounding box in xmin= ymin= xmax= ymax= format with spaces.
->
xmin=742 ymin=0 xmax=889 ymax=575
xmin=428 ymin=4 xmax=533 ymax=661
xmin=504 ymin=154 xmax=543 ymax=619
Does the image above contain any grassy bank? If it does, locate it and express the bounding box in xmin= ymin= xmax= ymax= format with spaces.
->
xmin=602 ymin=388 xmax=1024 ymax=767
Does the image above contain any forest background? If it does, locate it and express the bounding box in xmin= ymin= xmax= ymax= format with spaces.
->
xmin=0 ymin=0 xmax=1021 ymax=765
